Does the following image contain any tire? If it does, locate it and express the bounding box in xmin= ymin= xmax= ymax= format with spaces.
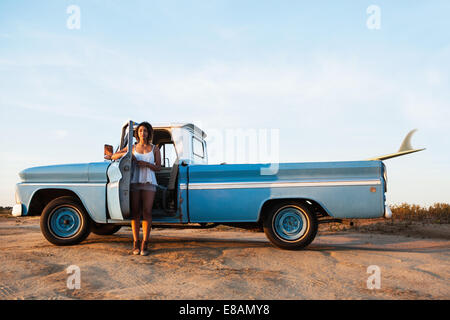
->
xmin=91 ymin=224 xmax=122 ymax=235
xmin=40 ymin=196 xmax=91 ymax=246
xmin=263 ymin=201 xmax=318 ymax=250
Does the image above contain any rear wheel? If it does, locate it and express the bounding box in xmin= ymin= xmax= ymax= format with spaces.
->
xmin=40 ymin=196 xmax=91 ymax=246
xmin=263 ymin=201 xmax=318 ymax=250
xmin=91 ymin=224 xmax=122 ymax=235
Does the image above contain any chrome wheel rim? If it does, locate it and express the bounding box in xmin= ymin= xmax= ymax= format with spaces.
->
xmin=273 ymin=206 xmax=308 ymax=241
xmin=49 ymin=206 xmax=82 ymax=239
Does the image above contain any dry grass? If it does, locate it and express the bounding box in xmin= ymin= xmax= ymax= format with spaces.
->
xmin=0 ymin=208 xmax=12 ymax=217
xmin=390 ymin=203 xmax=450 ymax=224
xmin=322 ymin=203 xmax=450 ymax=239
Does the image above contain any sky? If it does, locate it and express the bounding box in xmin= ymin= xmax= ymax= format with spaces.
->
xmin=1 ymin=0 xmax=449 ymax=207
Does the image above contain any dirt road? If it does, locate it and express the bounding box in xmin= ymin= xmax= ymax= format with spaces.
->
xmin=0 ymin=216 xmax=448 ymax=300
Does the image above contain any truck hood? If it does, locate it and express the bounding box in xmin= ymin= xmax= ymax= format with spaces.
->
xmin=19 ymin=162 xmax=111 ymax=183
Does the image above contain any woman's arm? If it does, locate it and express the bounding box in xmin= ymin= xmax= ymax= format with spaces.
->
xmin=111 ymin=146 xmax=128 ymax=160
xmin=149 ymin=145 xmax=162 ymax=171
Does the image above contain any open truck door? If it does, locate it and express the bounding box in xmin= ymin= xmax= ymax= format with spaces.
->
xmin=106 ymin=120 xmax=135 ymax=220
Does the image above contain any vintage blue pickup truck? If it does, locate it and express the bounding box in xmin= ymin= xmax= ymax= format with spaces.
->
xmin=12 ymin=121 xmax=424 ymax=250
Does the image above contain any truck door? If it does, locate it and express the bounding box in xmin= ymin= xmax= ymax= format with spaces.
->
xmin=106 ymin=120 xmax=134 ymax=220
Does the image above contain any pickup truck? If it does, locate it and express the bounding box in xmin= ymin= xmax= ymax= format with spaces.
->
xmin=12 ymin=121 xmax=424 ymax=250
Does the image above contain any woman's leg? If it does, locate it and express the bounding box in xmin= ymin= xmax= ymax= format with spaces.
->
xmin=141 ymin=190 xmax=156 ymax=243
xmin=130 ymin=188 xmax=141 ymax=243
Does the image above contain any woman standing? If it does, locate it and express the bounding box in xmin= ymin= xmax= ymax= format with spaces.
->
xmin=111 ymin=122 xmax=161 ymax=256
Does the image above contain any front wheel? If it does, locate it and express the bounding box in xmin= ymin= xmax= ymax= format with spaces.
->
xmin=40 ymin=196 xmax=91 ymax=246
xmin=263 ymin=201 xmax=318 ymax=250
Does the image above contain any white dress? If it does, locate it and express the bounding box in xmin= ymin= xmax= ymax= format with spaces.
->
xmin=131 ymin=144 xmax=158 ymax=191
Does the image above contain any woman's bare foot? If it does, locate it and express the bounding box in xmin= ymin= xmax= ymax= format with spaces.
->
xmin=132 ymin=241 xmax=140 ymax=255
xmin=140 ymin=240 xmax=149 ymax=256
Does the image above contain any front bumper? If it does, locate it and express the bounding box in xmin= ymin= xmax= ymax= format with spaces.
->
xmin=12 ymin=203 xmax=23 ymax=217
xmin=384 ymin=205 xmax=392 ymax=219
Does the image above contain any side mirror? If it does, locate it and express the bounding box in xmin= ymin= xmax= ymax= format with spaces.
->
xmin=104 ymin=144 xmax=113 ymax=160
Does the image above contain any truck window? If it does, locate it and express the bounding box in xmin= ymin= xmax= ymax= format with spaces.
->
xmin=121 ymin=131 xmax=136 ymax=150
xmin=193 ymin=137 xmax=204 ymax=159
xmin=160 ymin=143 xmax=177 ymax=167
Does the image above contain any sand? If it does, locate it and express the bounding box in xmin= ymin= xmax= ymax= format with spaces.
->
xmin=0 ymin=215 xmax=448 ymax=300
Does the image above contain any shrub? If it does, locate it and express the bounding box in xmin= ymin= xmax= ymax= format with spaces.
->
xmin=390 ymin=203 xmax=450 ymax=223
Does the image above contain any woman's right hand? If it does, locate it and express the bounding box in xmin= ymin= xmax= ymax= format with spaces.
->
xmin=111 ymin=146 xmax=128 ymax=160
xmin=136 ymin=160 xmax=149 ymax=167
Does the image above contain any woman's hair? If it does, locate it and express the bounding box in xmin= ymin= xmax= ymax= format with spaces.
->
xmin=134 ymin=121 xmax=153 ymax=144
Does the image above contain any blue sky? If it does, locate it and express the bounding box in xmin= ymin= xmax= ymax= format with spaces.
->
xmin=1 ymin=0 xmax=449 ymax=206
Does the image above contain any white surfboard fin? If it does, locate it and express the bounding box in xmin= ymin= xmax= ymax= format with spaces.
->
xmin=367 ymin=129 xmax=425 ymax=161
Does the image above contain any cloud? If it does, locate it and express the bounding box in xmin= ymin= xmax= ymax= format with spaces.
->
xmin=3 ymin=27 xmax=448 ymax=132
xmin=54 ymin=129 xmax=68 ymax=139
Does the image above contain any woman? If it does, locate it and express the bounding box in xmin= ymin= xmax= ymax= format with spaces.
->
xmin=111 ymin=122 xmax=161 ymax=256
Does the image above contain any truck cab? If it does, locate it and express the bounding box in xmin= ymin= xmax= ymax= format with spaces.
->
xmin=105 ymin=120 xmax=208 ymax=223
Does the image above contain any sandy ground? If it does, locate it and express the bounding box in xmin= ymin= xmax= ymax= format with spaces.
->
xmin=0 ymin=215 xmax=449 ymax=300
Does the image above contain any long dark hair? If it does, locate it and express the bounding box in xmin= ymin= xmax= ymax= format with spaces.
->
xmin=133 ymin=122 xmax=153 ymax=144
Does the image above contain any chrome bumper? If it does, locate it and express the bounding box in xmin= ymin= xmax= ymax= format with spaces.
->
xmin=384 ymin=205 xmax=392 ymax=219
xmin=12 ymin=203 xmax=23 ymax=217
